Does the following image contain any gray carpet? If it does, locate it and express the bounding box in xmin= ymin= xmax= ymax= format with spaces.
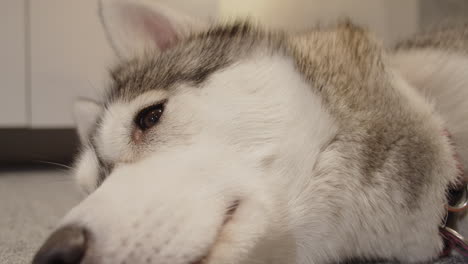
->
xmin=0 ymin=169 xmax=82 ymax=264
xmin=0 ymin=168 xmax=467 ymax=264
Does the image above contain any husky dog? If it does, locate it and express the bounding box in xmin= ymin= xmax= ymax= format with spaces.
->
xmin=33 ymin=1 xmax=468 ymax=264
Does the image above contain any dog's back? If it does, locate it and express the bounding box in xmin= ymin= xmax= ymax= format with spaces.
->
xmin=397 ymin=21 xmax=468 ymax=54
xmin=393 ymin=22 xmax=468 ymax=175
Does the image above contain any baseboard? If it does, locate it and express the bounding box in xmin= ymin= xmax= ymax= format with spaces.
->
xmin=0 ymin=128 xmax=79 ymax=165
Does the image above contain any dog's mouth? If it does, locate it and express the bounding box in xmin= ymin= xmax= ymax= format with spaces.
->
xmin=33 ymin=200 xmax=242 ymax=264
xmin=190 ymin=200 xmax=241 ymax=264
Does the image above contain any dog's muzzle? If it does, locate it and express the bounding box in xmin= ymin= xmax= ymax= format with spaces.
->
xmin=31 ymin=149 xmax=275 ymax=264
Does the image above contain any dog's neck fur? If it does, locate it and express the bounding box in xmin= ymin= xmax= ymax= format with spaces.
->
xmin=283 ymin=24 xmax=461 ymax=262
xmin=392 ymin=48 xmax=468 ymax=174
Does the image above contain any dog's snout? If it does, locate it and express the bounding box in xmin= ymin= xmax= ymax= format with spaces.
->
xmin=33 ymin=225 xmax=88 ymax=264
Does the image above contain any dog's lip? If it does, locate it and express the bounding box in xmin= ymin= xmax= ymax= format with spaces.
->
xmin=224 ymin=199 xmax=241 ymax=224
xmin=79 ymin=200 xmax=242 ymax=264
xmin=191 ymin=199 xmax=242 ymax=264
xmin=190 ymin=257 xmax=207 ymax=264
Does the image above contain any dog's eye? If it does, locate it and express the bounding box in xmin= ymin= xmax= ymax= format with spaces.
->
xmin=135 ymin=103 xmax=165 ymax=131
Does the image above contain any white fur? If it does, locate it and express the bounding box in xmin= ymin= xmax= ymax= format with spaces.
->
xmin=392 ymin=49 xmax=468 ymax=172
xmin=60 ymin=1 xmax=468 ymax=264
xmin=68 ymin=51 xmax=465 ymax=264
xmin=97 ymin=89 xmax=169 ymax=163
xmin=73 ymin=147 xmax=100 ymax=194
xmin=73 ymin=98 xmax=102 ymax=143
xmin=69 ymin=54 xmax=337 ymax=263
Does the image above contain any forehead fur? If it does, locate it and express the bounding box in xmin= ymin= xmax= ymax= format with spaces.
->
xmin=107 ymin=21 xmax=388 ymax=109
xmin=107 ymin=22 xmax=286 ymax=103
xmin=92 ymin=21 xmax=449 ymax=207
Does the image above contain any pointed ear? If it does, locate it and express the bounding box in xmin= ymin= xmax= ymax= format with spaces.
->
xmin=73 ymin=98 xmax=103 ymax=143
xmin=99 ymin=0 xmax=210 ymax=59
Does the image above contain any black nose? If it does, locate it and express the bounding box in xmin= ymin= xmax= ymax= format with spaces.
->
xmin=32 ymin=225 xmax=88 ymax=264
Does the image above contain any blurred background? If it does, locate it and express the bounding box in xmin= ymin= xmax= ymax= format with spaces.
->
xmin=1 ymin=0 xmax=468 ymax=263
xmin=1 ymin=0 xmax=468 ymax=164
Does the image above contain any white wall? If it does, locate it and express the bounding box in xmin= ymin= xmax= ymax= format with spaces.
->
xmin=29 ymin=0 xmax=217 ymax=128
xmin=30 ymin=0 xmax=114 ymax=127
xmin=220 ymin=0 xmax=420 ymax=46
xmin=0 ymin=1 xmax=27 ymax=127
xmin=1 ymin=0 xmax=421 ymax=128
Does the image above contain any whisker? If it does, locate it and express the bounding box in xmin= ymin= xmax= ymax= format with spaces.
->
xmin=33 ymin=160 xmax=72 ymax=170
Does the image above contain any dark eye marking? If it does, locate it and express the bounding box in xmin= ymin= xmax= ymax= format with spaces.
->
xmin=135 ymin=102 xmax=165 ymax=131
xmin=97 ymin=159 xmax=113 ymax=187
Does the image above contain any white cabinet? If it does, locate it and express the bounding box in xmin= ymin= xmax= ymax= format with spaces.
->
xmin=30 ymin=0 xmax=114 ymax=128
xmin=0 ymin=0 xmax=27 ymax=127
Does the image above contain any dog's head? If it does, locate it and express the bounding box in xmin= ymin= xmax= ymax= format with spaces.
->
xmin=34 ymin=1 xmax=454 ymax=264
xmin=33 ymin=1 xmax=340 ymax=263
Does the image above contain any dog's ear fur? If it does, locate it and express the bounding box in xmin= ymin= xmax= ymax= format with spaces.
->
xmin=73 ymin=98 xmax=103 ymax=143
xmin=99 ymin=0 xmax=208 ymax=59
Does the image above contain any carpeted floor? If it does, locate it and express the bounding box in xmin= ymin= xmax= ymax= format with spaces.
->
xmin=0 ymin=168 xmax=467 ymax=264
xmin=0 ymin=169 xmax=82 ymax=264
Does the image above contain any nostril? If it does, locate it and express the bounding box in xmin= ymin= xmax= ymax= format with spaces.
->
xmin=32 ymin=225 xmax=88 ymax=264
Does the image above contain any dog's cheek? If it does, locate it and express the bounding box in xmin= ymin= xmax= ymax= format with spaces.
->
xmin=73 ymin=148 xmax=100 ymax=194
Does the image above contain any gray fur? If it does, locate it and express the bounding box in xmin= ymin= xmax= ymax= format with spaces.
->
xmin=107 ymin=22 xmax=284 ymax=103
xmin=287 ymin=22 xmax=457 ymax=208
xmin=102 ymin=20 xmax=459 ymax=212
xmin=111 ymin=20 xmax=458 ymax=203
xmin=394 ymin=22 xmax=468 ymax=181
xmin=79 ymin=19 xmax=465 ymax=262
